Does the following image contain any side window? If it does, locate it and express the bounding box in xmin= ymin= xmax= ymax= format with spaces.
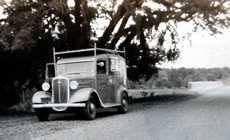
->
xmin=97 ymin=60 xmax=106 ymax=74
xmin=110 ymin=58 xmax=120 ymax=74
xmin=110 ymin=58 xmax=116 ymax=73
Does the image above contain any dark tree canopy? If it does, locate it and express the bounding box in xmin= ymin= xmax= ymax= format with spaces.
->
xmin=0 ymin=0 xmax=229 ymax=81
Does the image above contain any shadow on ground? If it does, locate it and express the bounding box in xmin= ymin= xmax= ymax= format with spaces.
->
xmin=50 ymin=93 xmax=199 ymax=121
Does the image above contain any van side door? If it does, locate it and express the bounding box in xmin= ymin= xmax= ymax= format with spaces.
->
xmin=96 ymin=59 xmax=114 ymax=103
xmin=110 ymin=57 xmax=127 ymax=103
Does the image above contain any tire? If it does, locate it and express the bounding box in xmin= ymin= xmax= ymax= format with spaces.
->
xmin=83 ymin=97 xmax=97 ymax=120
xmin=117 ymin=93 xmax=129 ymax=113
xmin=34 ymin=109 xmax=49 ymax=121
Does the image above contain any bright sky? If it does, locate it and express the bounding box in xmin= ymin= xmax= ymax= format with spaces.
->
xmin=160 ymin=23 xmax=230 ymax=68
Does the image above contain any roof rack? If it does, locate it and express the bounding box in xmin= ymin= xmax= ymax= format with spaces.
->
xmin=52 ymin=46 xmax=125 ymax=63
xmin=54 ymin=48 xmax=125 ymax=55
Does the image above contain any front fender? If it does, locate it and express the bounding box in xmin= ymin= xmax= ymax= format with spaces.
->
xmin=69 ymin=88 xmax=98 ymax=103
xmin=32 ymin=91 xmax=51 ymax=104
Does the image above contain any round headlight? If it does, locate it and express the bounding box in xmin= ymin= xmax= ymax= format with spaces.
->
xmin=42 ymin=82 xmax=50 ymax=91
xmin=70 ymin=81 xmax=79 ymax=90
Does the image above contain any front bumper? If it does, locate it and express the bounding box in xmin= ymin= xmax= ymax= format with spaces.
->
xmin=32 ymin=103 xmax=86 ymax=108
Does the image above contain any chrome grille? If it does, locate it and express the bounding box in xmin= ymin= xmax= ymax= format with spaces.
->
xmin=52 ymin=78 xmax=69 ymax=103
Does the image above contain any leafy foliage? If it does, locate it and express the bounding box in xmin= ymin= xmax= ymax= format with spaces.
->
xmin=155 ymin=67 xmax=230 ymax=88
xmin=96 ymin=0 xmax=230 ymax=79
xmin=128 ymin=67 xmax=230 ymax=89
xmin=0 ymin=0 xmax=229 ymax=78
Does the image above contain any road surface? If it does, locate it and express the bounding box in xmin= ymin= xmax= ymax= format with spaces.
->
xmin=1 ymin=85 xmax=230 ymax=140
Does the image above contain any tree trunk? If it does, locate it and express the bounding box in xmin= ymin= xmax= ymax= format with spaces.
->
xmin=98 ymin=0 xmax=144 ymax=48
xmin=98 ymin=4 xmax=127 ymax=48
xmin=109 ymin=12 xmax=131 ymax=49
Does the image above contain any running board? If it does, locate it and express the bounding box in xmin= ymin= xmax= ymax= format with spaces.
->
xmin=102 ymin=103 xmax=121 ymax=108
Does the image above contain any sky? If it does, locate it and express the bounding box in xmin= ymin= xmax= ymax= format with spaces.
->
xmin=160 ymin=24 xmax=230 ymax=68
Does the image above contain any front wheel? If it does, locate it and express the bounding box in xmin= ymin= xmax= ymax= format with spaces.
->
xmin=117 ymin=93 xmax=129 ymax=113
xmin=34 ymin=109 xmax=49 ymax=121
xmin=83 ymin=97 xmax=97 ymax=120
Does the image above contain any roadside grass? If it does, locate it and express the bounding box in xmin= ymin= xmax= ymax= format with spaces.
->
xmin=0 ymin=100 xmax=33 ymax=116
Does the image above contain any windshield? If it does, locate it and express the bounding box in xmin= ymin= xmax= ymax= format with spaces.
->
xmin=56 ymin=61 xmax=95 ymax=77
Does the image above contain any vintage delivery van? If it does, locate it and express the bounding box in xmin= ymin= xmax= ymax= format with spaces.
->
xmin=32 ymin=48 xmax=129 ymax=121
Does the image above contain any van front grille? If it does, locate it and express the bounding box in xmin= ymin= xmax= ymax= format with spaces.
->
xmin=52 ymin=78 xmax=69 ymax=103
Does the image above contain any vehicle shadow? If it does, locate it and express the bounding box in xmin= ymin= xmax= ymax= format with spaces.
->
xmin=50 ymin=93 xmax=200 ymax=121
xmin=49 ymin=109 xmax=119 ymax=121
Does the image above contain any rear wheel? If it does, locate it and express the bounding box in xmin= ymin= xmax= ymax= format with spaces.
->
xmin=117 ymin=93 xmax=129 ymax=113
xmin=34 ymin=109 xmax=49 ymax=121
xmin=83 ymin=97 xmax=97 ymax=120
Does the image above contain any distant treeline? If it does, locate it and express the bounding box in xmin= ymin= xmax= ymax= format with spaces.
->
xmin=1 ymin=66 xmax=230 ymax=113
xmin=128 ymin=67 xmax=230 ymax=89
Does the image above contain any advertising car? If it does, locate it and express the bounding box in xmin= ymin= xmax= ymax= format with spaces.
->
xmin=32 ymin=48 xmax=129 ymax=121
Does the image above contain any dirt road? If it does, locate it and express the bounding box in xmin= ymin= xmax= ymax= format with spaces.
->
xmin=1 ymin=86 xmax=230 ymax=140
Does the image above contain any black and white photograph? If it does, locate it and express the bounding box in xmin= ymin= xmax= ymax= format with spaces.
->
xmin=1 ymin=0 xmax=230 ymax=140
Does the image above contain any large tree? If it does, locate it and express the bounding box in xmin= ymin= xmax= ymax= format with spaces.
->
xmin=0 ymin=0 xmax=228 ymax=88
xmin=96 ymin=0 xmax=230 ymax=79
xmin=0 ymin=0 xmax=229 ymax=79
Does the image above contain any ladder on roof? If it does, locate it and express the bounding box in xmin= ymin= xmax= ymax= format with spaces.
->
xmin=52 ymin=45 xmax=126 ymax=63
xmin=54 ymin=47 xmax=125 ymax=55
